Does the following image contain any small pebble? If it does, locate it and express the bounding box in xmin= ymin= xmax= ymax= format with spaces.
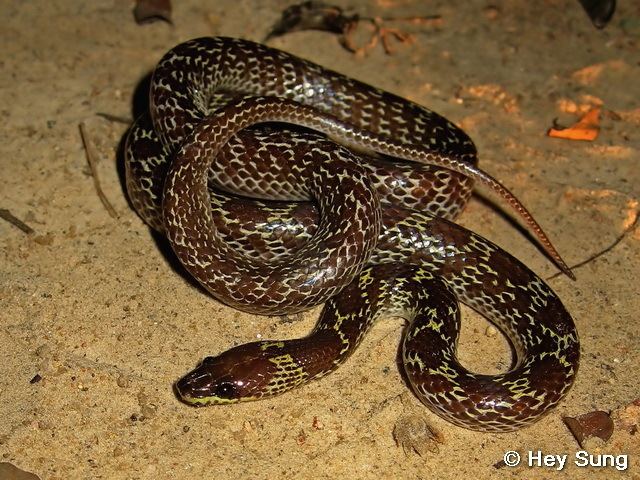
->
xmin=483 ymin=5 xmax=501 ymax=20
xmin=393 ymin=414 xmax=444 ymax=456
xmin=296 ymin=429 xmax=307 ymax=445
xmin=485 ymin=325 xmax=498 ymax=338
xmin=32 ymin=233 xmax=54 ymax=246
xmin=312 ymin=416 xmax=324 ymax=430
xmin=116 ymin=374 xmax=129 ymax=388
xmin=141 ymin=403 xmax=158 ymax=419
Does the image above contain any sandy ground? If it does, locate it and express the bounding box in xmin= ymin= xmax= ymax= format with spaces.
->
xmin=1 ymin=1 xmax=639 ymax=479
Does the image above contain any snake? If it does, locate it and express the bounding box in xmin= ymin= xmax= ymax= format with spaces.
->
xmin=125 ymin=37 xmax=579 ymax=432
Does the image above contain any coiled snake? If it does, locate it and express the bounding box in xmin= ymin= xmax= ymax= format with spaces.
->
xmin=125 ymin=37 xmax=579 ymax=432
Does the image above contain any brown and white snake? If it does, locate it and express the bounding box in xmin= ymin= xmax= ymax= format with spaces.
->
xmin=125 ymin=37 xmax=579 ymax=432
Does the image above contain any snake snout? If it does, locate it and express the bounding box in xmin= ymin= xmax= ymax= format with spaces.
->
xmin=175 ymin=369 xmax=215 ymax=404
xmin=175 ymin=355 xmax=247 ymax=406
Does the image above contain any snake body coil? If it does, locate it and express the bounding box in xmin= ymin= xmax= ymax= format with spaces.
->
xmin=125 ymin=37 xmax=579 ymax=432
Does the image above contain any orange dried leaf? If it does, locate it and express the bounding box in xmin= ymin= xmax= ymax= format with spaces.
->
xmin=548 ymin=107 xmax=601 ymax=141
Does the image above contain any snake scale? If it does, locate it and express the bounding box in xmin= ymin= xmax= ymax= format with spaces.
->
xmin=125 ymin=37 xmax=579 ymax=432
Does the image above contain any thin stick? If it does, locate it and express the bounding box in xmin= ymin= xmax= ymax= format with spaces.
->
xmin=79 ymin=122 xmax=119 ymax=219
xmin=0 ymin=208 xmax=34 ymax=234
xmin=96 ymin=112 xmax=132 ymax=124
xmin=547 ymin=209 xmax=639 ymax=281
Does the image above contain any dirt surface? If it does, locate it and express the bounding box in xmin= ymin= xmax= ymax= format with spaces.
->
xmin=1 ymin=1 xmax=639 ymax=479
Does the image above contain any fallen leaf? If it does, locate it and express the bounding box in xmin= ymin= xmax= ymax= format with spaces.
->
xmin=577 ymin=0 xmax=616 ymax=28
xmin=563 ymin=410 xmax=614 ymax=448
xmin=548 ymin=107 xmax=601 ymax=141
xmin=265 ymin=1 xmax=357 ymax=40
xmin=266 ymin=1 xmax=434 ymax=56
xmin=134 ymin=0 xmax=172 ymax=25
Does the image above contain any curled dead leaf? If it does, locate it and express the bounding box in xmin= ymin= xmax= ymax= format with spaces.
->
xmin=134 ymin=0 xmax=172 ymax=25
xmin=577 ymin=0 xmax=616 ymax=29
xmin=266 ymin=1 xmax=436 ymax=56
xmin=548 ymin=107 xmax=601 ymax=141
xmin=265 ymin=1 xmax=357 ymax=40
xmin=563 ymin=410 xmax=614 ymax=448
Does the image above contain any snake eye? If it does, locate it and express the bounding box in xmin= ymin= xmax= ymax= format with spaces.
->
xmin=202 ymin=356 xmax=217 ymax=365
xmin=214 ymin=382 xmax=237 ymax=399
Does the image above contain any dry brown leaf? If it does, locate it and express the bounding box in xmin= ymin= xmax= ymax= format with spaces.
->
xmin=563 ymin=410 xmax=614 ymax=448
xmin=134 ymin=0 xmax=172 ymax=25
xmin=267 ymin=1 xmax=434 ymax=56
xmin=578 ymin=0 xmax=616 ymax=29
xmin=265 ymin=1 xmax=357 ymax=40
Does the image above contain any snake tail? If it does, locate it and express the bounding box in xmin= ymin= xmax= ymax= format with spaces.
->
xmin=151 ymin=37 xmax=571 ymax=279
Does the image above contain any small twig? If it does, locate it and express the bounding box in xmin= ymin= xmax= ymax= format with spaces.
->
xmin=96 ymin=112 xmax=132 ymax=124
xmin=378 ymin=25 xmax=414 ymax=55
xmin=547 ymin=210 xmax=639 ymax=280
xmin=0 ymin=208 xmax=35 ymax=234
xmin=79 ymin=122 xmax=119 ymax=219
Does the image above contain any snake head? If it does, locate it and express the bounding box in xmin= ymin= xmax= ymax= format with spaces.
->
xmin=174 ymin=356 xmax=240 ymax=406
xmin=175 ymin=341 xmax=297 ymax=406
